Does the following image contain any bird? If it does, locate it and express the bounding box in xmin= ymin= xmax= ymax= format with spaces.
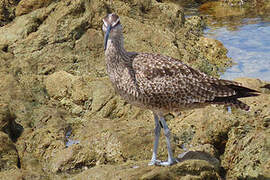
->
xmin=102 ymin=13 xmax=258 ymax=166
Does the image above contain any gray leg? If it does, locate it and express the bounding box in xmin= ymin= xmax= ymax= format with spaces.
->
xmin=159 ymin=116 xmax=177 ymax=166
xmin=148 ymin=113 xmax=161 ymax=165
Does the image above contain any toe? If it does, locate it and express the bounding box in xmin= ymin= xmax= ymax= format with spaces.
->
xmin=159 ymin=158 xmax=178 ymax=166
xmin=148 ymin=160 xmax=161 ymax=166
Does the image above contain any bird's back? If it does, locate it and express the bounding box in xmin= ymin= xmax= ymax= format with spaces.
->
xmin=128 ymin=52 xmax=257 ymax=112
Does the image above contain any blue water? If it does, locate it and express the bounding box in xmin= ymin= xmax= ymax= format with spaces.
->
xmin=65 ymin=128 xmax=80 ymax=148
xmin=205 ymin=19 xmax=270 ymax=81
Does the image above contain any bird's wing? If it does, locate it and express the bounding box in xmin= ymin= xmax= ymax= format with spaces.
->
xmin=132 ymin=53 xmax=239 ymax=105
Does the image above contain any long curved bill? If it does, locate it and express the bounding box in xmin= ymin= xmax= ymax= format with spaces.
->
xmin=104 ymin=25 xmax=112 ymax=51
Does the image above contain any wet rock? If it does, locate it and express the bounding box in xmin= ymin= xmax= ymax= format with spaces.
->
xmin=199 ymin=0 xmax=270 ymax=29
xmin=200 ymin=1 xmax=245 ymax=18
xmin=197 ymin=37 xmax=231 ymax=75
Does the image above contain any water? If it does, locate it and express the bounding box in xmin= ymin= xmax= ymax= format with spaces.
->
xmin=205 ymin=20 xmax=270 ymax=81
xmin=65 ymin=128 xmax=80 ymax=148
xmin=181 ymin=0 xmax=270 ymax=82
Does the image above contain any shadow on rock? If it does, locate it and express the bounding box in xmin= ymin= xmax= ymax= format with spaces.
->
xmin=177 ymin=150 xmax=220 ymax=167
xmin=1 ymin=106 xmax=23 ymax=142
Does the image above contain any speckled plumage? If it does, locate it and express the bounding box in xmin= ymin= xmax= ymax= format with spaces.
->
xmin=102 ymin=13 xmax=258 ymax=166
xmin=103 ymin=14 xmax=257 ymax=114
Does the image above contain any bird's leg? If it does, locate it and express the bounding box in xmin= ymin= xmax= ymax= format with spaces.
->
xmin=148 ymin=113 xmax=161 ymax=166
xmin=159 ymin=116 xmax=178 ymax=166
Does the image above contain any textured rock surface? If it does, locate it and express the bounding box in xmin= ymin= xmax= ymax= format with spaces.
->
xmin=15 ymin=0 xmax=54 ymax=16
xmin=222 ymin=78 xmax=270 ymax=179
xmin=0 ymin=0 xmax=269 ymax=179
xmin=71 ymin=159 xmax=221 ymax=180
xmin=0 ymin=131 xmax=18 ymax=171
xmin=0 ymin=0 xmax=19 ymax=26
xmin=199 ymin=0 xmax=270 ymax=29
xmin=168 ymin=78 xmax=270 ymax=179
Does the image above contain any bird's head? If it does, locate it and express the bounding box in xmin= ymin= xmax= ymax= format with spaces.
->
xmin=102 ymin=13 xmax=122 ymax=51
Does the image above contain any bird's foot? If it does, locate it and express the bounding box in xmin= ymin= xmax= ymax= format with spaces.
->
xmin=148 ymin=158 xmax=178 ymax=166
xmin=148 ymin=159 xmax=161 ymax=166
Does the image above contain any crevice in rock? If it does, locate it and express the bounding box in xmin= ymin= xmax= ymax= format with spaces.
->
xmin=2 ymin=44 xmax=9 ymax=52
xmin=2 ymin=113 xmax=24 ymax=142
xmin=70 ymin=21 xmax=91 ymax=41
xmin=219 ymin=166 xmax=227 ymax=179
xmin=212 ymin=132 xmax=228 ymax=179
xmin=26 ymin=17 xmax=44 ymax=36
xmin=172 ymin=40 xmax=179 ymax=49
xmin=213 ymin=133 xmax=228 ymax=156
xmin=15 ymin=147 xmax=21 ymax=169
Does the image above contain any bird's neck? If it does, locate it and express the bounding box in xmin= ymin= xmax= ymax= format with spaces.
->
xmin=105 ymin=34 xmax=130 ymax=65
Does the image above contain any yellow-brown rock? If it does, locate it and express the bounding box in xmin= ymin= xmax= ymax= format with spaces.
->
xmin=15 ymin=0 xmax=54 ymax=16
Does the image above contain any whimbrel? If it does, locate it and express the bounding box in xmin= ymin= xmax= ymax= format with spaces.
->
xmin=102 ymin=13 xmax=258 ymax=166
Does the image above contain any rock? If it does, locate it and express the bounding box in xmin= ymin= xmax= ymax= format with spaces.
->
xmin=0 ymin=74 xmax=21 ymax=104
xmin=168 ymin=78 xmax=270 ymax=179
xmin=0 ymin=0 xmax=268 ymax=179
xmin=48 ymin=144 xmax=96 ymax=173
xmin=15 ymin=0 xmax=55 ymax=16
xmin=234 ymin=78 xmax=267 ymax=92
xmin=221 ymin=78 xmax=270 ymax=179
xmin=45 ymin=71 xmax=79 ymax=99
xmin=0 ymin=73 xmax=24 ymax=141
xmin=0 ymin=132 xmax=18 ymax=170
xmin=0 ymin=0 xmax=19 ymax=27
xmin=0 ymin=169 xmax=44 ymax=180
xmin=0 ymin=104 xmax=10 ymax=130
xmin=199 ymin=1 xmax=245 ymax=18
xmin=223 ymin=126 xmax=270 ymax=179
xmin=199 ymin=0 xmax=270 ymax=29
xmin=71 ymin=159 xmax=221 ymax=180
xmin=15 ymin=107 xmax=68 ymax=174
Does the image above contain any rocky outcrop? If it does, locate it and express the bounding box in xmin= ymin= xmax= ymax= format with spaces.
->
xmin=169 ymin=78 xmax=270 ymax=179
xmin=199 ymin=0 xmax=270 ymax=29
xmin=0 ymin=0 xmax=269 ymax=179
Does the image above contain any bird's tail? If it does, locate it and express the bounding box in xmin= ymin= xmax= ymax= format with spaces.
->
xmin=212 ymin=84 xmax=259 ymax=111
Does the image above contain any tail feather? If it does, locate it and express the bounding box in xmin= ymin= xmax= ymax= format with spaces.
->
xmin=210 ymin=84 xmax=259 ymax=111
xmin=226 ymin=84 xmax=259 ymax=98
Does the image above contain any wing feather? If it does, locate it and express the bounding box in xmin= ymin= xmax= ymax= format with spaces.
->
xmin=132 ymin=53 xmax=237 ymax=107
